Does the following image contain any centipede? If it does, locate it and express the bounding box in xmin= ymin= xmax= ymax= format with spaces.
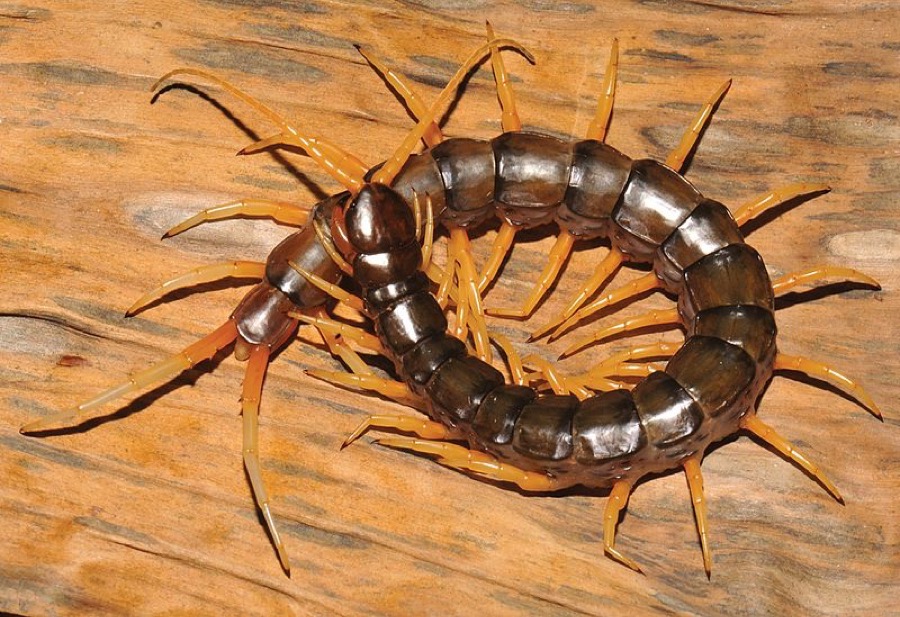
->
xmin=21 ymin=29 xmax=882 ymax=578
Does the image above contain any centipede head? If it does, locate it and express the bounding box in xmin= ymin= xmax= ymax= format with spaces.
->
xmin=332 ymin=183 xmax=422 ymax=288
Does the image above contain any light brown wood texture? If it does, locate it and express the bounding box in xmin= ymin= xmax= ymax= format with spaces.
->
xmin=1 ymin=1 xmax=897 ymax=615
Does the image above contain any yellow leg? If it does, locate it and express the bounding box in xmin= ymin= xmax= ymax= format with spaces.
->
xmin=126 ymin=261 xmax=265 ymax=316
xmin=288 ymin=260 xmax=364 ymax=312
xmin=603 ymin=479 xmax=642 ymax=573
xmin=21 ymin=320 xmax=239 ymax=433
xmin=153 ymin=68 xmax=368 ymax=192
xmin=312 ymin=214 xmax=354 ymax=275
xmin=477 ymin=222 xmax=519 ymax=293
xmin=486 ymin=21 xmax=522 ymax=132
xmin=521 ymin=354 xmax=592 ymax=399
xmin=733 ymin=183 xmax=830 ymax=227
xmin=488 ymin=231 xmax=576 ymax=319
xmin=343 ymin=415 xmax=451 ymax=448
xmin=530 ymin=248 xmax=625 ymax=341
xmin=355 ymin=46 xmax=444 ymax=148
xmin=550 ymin=272 xmax=662 ymax=340
xmin=560 ymin=307 xmax=682 ymax=359
xmin=376 ymin=438 xmax=558 ymax=491
xmin=683 ymin=456 xmax=712 ymax=578
xmin=742 ymin=414 xmax=843 ymax=502
xmin=305 ymin=369 xmax=423 ymax=409
xmin=449 ymin=228 xmax=492 ymax=362
xmin=771 ymin=266 xmax=880 ymax=295
xmin=240 ymin=344 xmax=291 ymax=575
xmin=585 ymin=39 xmax=619 ymax=142
xmin=290 ymin=309 xmax=384 ymax=355
xmin=774 ymin=353 xmax=882 ymax=419
xmin=665 ymin=79 xmax=731 ymax=174
xmin=490 ymin=332 xmax=527 ymax=386
xmin=163 ymin=198 xmax=308 ymax=238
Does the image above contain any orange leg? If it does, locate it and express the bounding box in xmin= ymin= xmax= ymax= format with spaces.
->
xmin=375 ymin=438 xmax=559 ymax=491
xmin=665 ymin=79 xmax=731 ymax=174
xmin=603 ymin=479 xmax=642 ymax=573
xmin=585 ymin=38 xmax=619 ymax=142
xmin=240 ymin=344 xmax=292 ymax=575
xmin=521 ymin=354 xmax=593 ymax=399
xmin=288 ymin=260 xmax=364 ymax=313
xmin=683 ymin=456 xmax=712 ymax=578
xmin=559 ymin=307 xmax=682 ymax=359
xmin=163 ymin=198 xmax=308 ymax=238
xmin=733 ymin=183 xmax=830 ymax=227
xmin=488 ymin=231 xmax=577 ymax=319
xmin=311 ymin=213 xmax=353 ymax=275
xmin=291 ymin=309 xmax=384 ymax=355
xmin=774 ymin=353 xmax=882 ymax=419
xmin=305 ymin=368 xmax=424 ymax=409
xmin=486 ymin=21 xmax=523 ymax=132
xmin=477 ymin=223 xmax=519 ymax=293
xmin=449 ymin=228 xmax=491 ymax=362
xmin=771 ymin=266 xmax=880 ymax=295
xmin=125 ymin=261 xmax=265 ymax=316
xmin=355 ymin=46 xmax=444 ymax=148
xmin=153 ymin=68 xmax=368 ymax=192
xmin=343 ymin=415 xmax=451 ymax=448
xmin=742 ymin=414 xmax=843 ymax=502
xmin=21 ymin=320 xmax=239 ymax=433
xmin=530 ymin=247 xmax=625 ymax=341
xmin=490 ymin=332 xmax=527 ymax=386
xmin=550 ymin=272 xmax=662 ymax=341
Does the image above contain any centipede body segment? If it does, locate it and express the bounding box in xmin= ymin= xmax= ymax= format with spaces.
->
xmin=21 ymin=28 xmax=882 ymax=578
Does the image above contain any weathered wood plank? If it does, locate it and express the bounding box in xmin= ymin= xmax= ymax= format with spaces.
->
xmin=1 ymin=1 xmax=897 ymax=615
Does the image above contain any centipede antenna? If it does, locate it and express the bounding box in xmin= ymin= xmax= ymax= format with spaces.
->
xmin=490 ymin=332 xmax=527 ymax=386
xmin=550 ymin=272 xmax=662 ymax=342
xmin=559 ymin=307 xmax=682 ymax=359
xmin=312 ymin=214 xmax=354 ymax=275
xmin=666 ymin=79 xmax=731 ymax=174
xmin=488 ymin=231 xmax=576 ymax=319
xmin=343 ymin=414 xmax=451 ymax=449
xmin=288 ymin=261 xmax=365 ymax=312
xmin=771 ymin=266 xmax=881 ymax=295
xmin=372 ymin=38 xmax=534 ymax=186
xmin=683 ymin=456 xmax=712 ymax=578
xmin=163 ymin=199 xmax=309 ymax=238
xmin=585 ymin=38 xmax=619 ymax=142
xmin=125 ymin=261 xmax=266 ymax=316
xmin=603 ymin=479 xmax=643 ymax=573
xmin=375 ymin=438 xmax=559 ymax=491
xmin=529 ymin=247 xmax=625 ymax=341
xmin=152 ymin=68 xmax=368 ymax=192
xmin=20 ymin=320 xmax=239 ymax=434
xmin=238 ymin=344 xmax=291 ymax=575
xmin=742 ymin=414 xmax=843 ymax=503
xmin=356 ymin=45 xmax=444 ymax=148
xmin=774 ymin=353 xmax=882 ymax=419
xmin=733 ymin=183 xmax=830 ymax=227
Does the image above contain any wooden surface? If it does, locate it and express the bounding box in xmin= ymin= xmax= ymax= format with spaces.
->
xmin=1 ymin=1 xmax=897 ymax=615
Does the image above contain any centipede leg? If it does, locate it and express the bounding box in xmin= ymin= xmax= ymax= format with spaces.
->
xmin=291 ymin=308 xmax=384 ymax=355
xmin=560 ymin=307 xmax=682 ymax=359
xmin=771 ymin=266 xmax=880 ymax=295
xmin=733 ymin=183 xmax=830 ymax=227
xmin=20 ymin=320 xmax=239 ymax=433
xmin=521 ymin=354 xmax=593 ymax=399
xmin=375 ymin=438 xmax=558 ymax=491
xmin=774 ymin=353 xmax=882 ymax=419
xmin=240 ymin=344 xmax=291 ymax=575
xmin=683 ymin=456 xmax=712 ymax=578
xmin=488 ymin=231 xmax=576 ymax=319
xmin=742 ymin=414 xmax=843 ymax=502
xmin=448 ymin=228 xmax=491 ymax=362
xmin=550 ymin=272 xmax=663 ymax=340
xmin=126 ymin=261 xmax=266 ymax=316
xmin=288 ymin=261 xmax=365 ymax=313
xmin=305 ymin=368 xmax=425 ymax=409
xmin=586 ymin=38 xmax=619 ymax=142
xmin=343 ymin=415 xmax=451 ymax=448
xmin=665 ymin=79 xmax=731 ymax=174
xmin=603 ymin=479 xmax=642 ymax=573
xmin=163 ymin=198 xmax=309 ymax=238
xmin=530 ymin=248 xmax=625 ymax=341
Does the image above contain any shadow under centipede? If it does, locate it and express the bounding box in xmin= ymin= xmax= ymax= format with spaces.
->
xmin=124 ymin=279 xmax=269 ymax=317
xmin=23 ymin=342 xmax=234 ymax=437
xmin=151 ymin=83 xmax=330 ymax=203
xmin=774 ymin=281 xmax=881 ymax=312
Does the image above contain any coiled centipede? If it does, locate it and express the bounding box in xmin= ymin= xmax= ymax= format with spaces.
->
xmin=21 ymin=29 xmax=883 ymax=578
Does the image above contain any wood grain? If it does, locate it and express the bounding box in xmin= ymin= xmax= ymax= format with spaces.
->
xmin=1 ymin=1 xmax=897 ymax=615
